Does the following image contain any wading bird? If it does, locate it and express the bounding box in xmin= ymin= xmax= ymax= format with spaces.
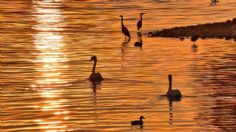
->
xmin=89 ymin=56 xmax=103 ymax=82
xmin=166 ymin=74 xmax=182 ymax=101
xmin=131 ymin=116 xmax=145 ymax=128
xmin=137 ymin=13 xmax=145 ymax=32
xmin=120 ymin=15 xmax=131 ymax=42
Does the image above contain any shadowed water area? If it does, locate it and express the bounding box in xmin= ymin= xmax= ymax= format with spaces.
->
xmin=1 ymin=0 xmax=236 ymax=131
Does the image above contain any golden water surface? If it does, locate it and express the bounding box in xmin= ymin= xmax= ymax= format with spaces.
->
xmin=1 ymin=0 xmax=236 ymax=131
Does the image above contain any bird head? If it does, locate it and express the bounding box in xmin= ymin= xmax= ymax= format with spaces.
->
xmin=140 ymin=13 xmax=146 ymax=16
xmin=140 ymin=116 xmax=145 ymax=119
xmin=90 ymin=56 xmax=97 ymax=61
xmin=119 ymin=15 xmax=123 ymax=18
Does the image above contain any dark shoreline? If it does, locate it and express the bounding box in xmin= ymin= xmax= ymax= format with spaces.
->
xmin=148 ymin=18 xmax=236 ymax=41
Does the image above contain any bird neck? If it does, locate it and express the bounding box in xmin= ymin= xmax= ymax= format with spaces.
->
xmin=92 ymin=60 xmax=97 ymax=74
xmin=140 ymin=15 xmax=143 ymax=21
xmin=168 ymin=77 xmax=172 ymax=91
xmin=121 ymin=17 xmax=124 ymax=26
xmin=140 ymin=117 xmax=143 ymax=121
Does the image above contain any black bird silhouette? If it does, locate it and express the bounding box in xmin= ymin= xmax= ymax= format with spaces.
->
xmin=191 ymin=35 xmax=199 ymax=48
xmin=131 ymin=116 xmax=144 ymax=127
xmin=137 ymin=13 xmax=145 ymax=32
xmin=166 ymin=74 xmax=182 ymax=101
xmin=120 ymin=15 xmax=131 ymax=42
xmin=89 ymin=56 xmax=103 ymax=82
xmin=191 ymin=35 xmax=199 ymax=44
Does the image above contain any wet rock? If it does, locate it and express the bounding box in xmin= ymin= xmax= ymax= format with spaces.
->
xmin=149 ymin=18 xmax=236 ymax=40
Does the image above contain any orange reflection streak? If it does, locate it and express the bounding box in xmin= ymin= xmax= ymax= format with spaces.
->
xmin=31 ymin=1 xmax=70 ymax=131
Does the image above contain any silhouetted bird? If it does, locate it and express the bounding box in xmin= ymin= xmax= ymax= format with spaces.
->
xmin=191 ymin=35 xmax=199 ymax=48
xmin=131 ymin=116 xmax=144 ymax=127
xmin=134 ymin=40 xmax=143 ymax=47
xmin=120 ymin=15 xmax=131 ymax=42
xmin=166 ymin=74 xmax=182 ymax=101
xmin=89 ymin=56 xmax=103 ymax=82
xmin=191 ymin=35 xmax=199 ymax=44
xmin=137 ymin=13 xmax=145 ymax=32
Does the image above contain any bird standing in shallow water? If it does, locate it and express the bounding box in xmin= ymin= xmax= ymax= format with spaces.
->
xmin=131 ymin=116 xmax=145 ymax=128
xmin=89 ymin=56 xmax=103 ymax=83
xmin=137 ymin=13 xmax=145 ymax=33
xmin=166 ymin=74 xmax=182 ymax=101
xmin=120 ymin=15 xmax=131 ymax=42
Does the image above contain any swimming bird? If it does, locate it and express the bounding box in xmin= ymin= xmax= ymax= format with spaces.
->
xmin=131 ymin=116 xmax=145 ymax=126
xmin=166 ymin=74 xmax=182 ymax=101
xmin=137 ymin=13 xmax=145 ymax=32
xmin=89 ymin=56 xmax=103 ymax=82
xmin=120 ymin=15 xmax=131 ymax=42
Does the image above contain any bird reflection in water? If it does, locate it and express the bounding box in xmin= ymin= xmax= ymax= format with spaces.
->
xmin=91 ymin=82 xmax=100 ymax=125
xmin=168 ymin=100 xmax=173 ymax=125
xmin=134 ymin=32 xmax=143 ymax=47
xmin=91 ymin=82 xmax=100 ymax=94
xmin=210 ymin=0 xmax=219 ymax=6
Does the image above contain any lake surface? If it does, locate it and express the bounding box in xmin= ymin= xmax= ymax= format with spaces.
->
xmin=1 ymin=0 xmax=236 ymax=131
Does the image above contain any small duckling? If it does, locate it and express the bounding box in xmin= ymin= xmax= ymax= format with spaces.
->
xmin=89 ymin=56 xmax=103 ymax=82
xmin=166 ymin=74 xmax=182 ymax=101
xmin=131 ymin=116 xmax=144 ymax=127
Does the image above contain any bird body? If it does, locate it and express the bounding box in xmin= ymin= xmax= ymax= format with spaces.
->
xmin=131 ymin=116 xmax=144 ymax=126
xmin=137 ymin=20 xmax=142 ymax=31
xmin=191 ymin=35 xmax=199 ymax=43
xmin=122 ymin=26 xmax=131 ymax=38
xmin=89 ymin=56 xmax=103 ymax=82
xmin=166 ymin=89 xmax=182 ymax=99
xmin=166 ymin=74 xmax=182 ymax=100
xmin=89 ymin=72 xmax=103 ymax=82
xmin=120 ymin=15 xmax=131 ymax=42
xmin=191 ymin=35 xmax=199 ymax=49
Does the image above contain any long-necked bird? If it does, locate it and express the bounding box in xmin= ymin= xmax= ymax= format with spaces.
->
xmin=89 ymin=56 xmax=103 ymax=82
xmin=137 ymin=13 xmax=145 ymax=32
xmin=166 ymin=74 xmax=182 ymax=101
xmin=120 ymin=15 xmax=131 ymax=42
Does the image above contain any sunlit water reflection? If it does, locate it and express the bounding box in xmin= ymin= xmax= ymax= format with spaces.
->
xmin=1 ymin=0 xmax=236 ymax=131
